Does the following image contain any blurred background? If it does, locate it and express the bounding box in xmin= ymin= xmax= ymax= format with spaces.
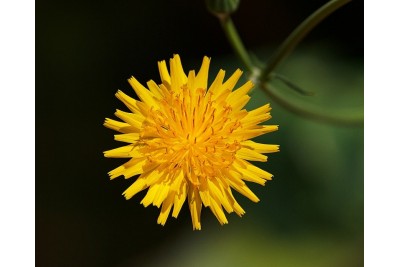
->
xmin=36 ymin=0 xmax=363 ymax=266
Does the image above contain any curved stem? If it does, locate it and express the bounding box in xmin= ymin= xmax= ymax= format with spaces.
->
xmin=260 ymin=83 xmax=363 ymax=126
xmin=261 ymin=0 xmax=352 ymax=80
xmin=219 ymin=15 xmax=254 ymax=73
xmin=271 ymin=73 xmax=315 ymax=96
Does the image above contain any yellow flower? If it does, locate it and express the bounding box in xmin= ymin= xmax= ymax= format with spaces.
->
xmin=104 ymin=55 xmax=279 ymax=230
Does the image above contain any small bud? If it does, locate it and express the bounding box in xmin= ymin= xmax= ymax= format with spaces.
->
xmin=206 ymin=0 xmax=240 ymax=17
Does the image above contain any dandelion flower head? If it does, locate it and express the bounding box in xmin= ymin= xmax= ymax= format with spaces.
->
xmin=104 ymin=55 xmax=279 ymax=230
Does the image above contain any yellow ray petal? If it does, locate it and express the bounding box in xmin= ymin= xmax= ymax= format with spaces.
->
xmin=225 ymin=187 xmax=245 ymax=216
xmin=187 ymin=70 xmax=196 ymax=92
xmin=199 ymin=177 xmax=211 ymax=207
xmin=247 ymin=103 xmax=271 ymax=117
xmin=158 ymin=60 xmax=171 ymax=84
xmin=221 ymin=69 xmax=242 ymax=91
xmin=188 ymin=185 xmax=202 ymax=230
xmin=123 ymin=178 xmax=148 ymax=200
xmin=229 ymin=181 xmax=260 ymax=203
xmin=128 ymin=76 xmax=159 ymax=108
xmin=157 ymin=193 xmax=175 ymax=226
xmin=103 ymin=145 xmax=142 ymax=158
xmin=233 ymin=161 xmax=266 ymax=185
xmin=209 ymin=197 xmax=228 ymax=225
xmin=153 ymin=183 xmax=170 ymax=208
xmin=246 ymin=163 xmax=273 ymax=180
xmin=226 ymin=80 xmax=253 ymax=104
xmin=241 ymin=140 xmax=280 ymax=153
xmin=104 ymin=118 xmax=133 ymax=134
xmin=231 ymin=125 xmax=279 ymax=139
xmin=115 ymin=90 xmax=144 ymax=115
xmin=146 ymin=80 xmax=163 ymax=99
xmin=241 ymin=113 xmax=272 ymax=127
xmin=122 ymin=158 xmax=147 ymax=179
xmin=145 ymin=170 xmax=165 ymax=186
xmin=207 ymin=69 xmax=225 ymax=97
xmin=141 ymin=183 xmax=161 ymax=207
xmin=114 ymin=133 xmax=140 ymax=143
xmin=170 ymin=54 xmax=188 ymax=91
xmin=208 ymin=179 xmax=233 ymax=213
xmin=230 ymin=95 xmax=250 ymax=111
xmin=236 ymin=147 xmax=267 ymax=162
xmin=114 ymin=109 xmax=144 ymax=130
xmin=172 ymin=181 xmax=187 ymax=218
xmin=108 ymin=157 xmax=146 ymax=179
xmin=194 ymin=56 xmax=210 ymax=90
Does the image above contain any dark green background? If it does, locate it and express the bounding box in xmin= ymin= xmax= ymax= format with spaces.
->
xmin=37 ymin=1 xmax=363 ymax=266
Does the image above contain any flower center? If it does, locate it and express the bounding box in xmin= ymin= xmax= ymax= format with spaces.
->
xmin=140 ymin=86 xmax=243 ymax=186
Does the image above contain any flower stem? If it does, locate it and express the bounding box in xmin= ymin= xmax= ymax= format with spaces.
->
xmin=260 ymin=0 xmax=352 ymax=80
xmin=260 ymin=83 xmax=363 ymax=126
xmin=219 ymin=15 xmax=254 ymax=73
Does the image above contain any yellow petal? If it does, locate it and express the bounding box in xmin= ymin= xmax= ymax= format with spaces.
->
xmin=225 ymin=170 xmax=260 ymax=202
xmin=158 ymin=60 xmax=171 ymax=84
xmin=247 ymin=103 xmax=271 ymax=117
xmin=170 ymin=54 xmax=187 ymax=91
xmin=146 ymin=80 xmax=163 ymax=99
xmin=141 ymin=183 xmax=161 ymax=207
xmin=229 ymin=181 xmax=260 ymax=203
xmin=209 ymin=197 xmax=228 ymax=225
xmin=114 ymin=109 xmax=144 ymax=130
xmin=232 ymin=125 xmax=279 ymax=139
xmin=103 ymin=145 xmax=142 ymax=158
xmin=246 ymin=163 xmax=273 ymax=180
xmin=226 ymin=80 xmax=253 ymax=104
xmin=230 ymin=95 xmax=250 ymax=111
xmin=157 ymin=193 xmax=175 ymax=226
xmin=221 ymin=69 xmax=242 ymax=91
xmin=108 ymin=158 xmax=146 ymax=179
xmin=208 ymin=179 xmax=233 ymax=213
xmin=104 ymin=118 xmax=132 ymax=134
xmin=242 ymin=169 xmax=266 ymax=185
xmin=114 ymin=133 xmax=140 ymax=143
xmin=241 ymin=140 xmax=280 ymax=153
xmin=122 ymin=158 xmax=147 ymax=179
xmin=153 ymin=183 xmax=170 ymax=208
xmin=128 ymin=76 xmax=159 ymax=108
xmin=188 ymin=185 xmax=202 ymax=230
xmin=225 ymin=187 xmax=245 ymax=216
xmin=207 ymin=69 xmax=225 ymax=97
xmin=123 ymin=178 xmax=148 ymax=200
xmin=236 ymin=148 xmax=267 ymax=162
xmin=187 ymin=70 xmax=196 ymax=92
xmin=172 ymin=181 xmax=187 ymax=218
xmin=194 ymin=56 xmax=210 ymax=90
xmin=145 ymin=170 xmax=165 ymax=187
xmin=241 ymin=113 xmax=272 ymax=127
xmin=115 ymin=90 xmax=143 ymax=115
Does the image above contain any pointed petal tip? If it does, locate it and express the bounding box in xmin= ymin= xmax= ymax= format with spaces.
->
xmin=172 ymin=54 xmax=180 ymax=60
xmin=122 ymin=193 xmax=132 ymax=200
xmin=203 ymin=55 xmax=211 ymax=62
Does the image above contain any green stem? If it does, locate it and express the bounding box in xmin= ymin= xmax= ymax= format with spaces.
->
xmin=261 ymin=0 xmax=352 ymax=80
xmin=260 ymin=83 xmax=363 ymax=126
xmin=219 ymin=15 xmax=254 ymax=73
